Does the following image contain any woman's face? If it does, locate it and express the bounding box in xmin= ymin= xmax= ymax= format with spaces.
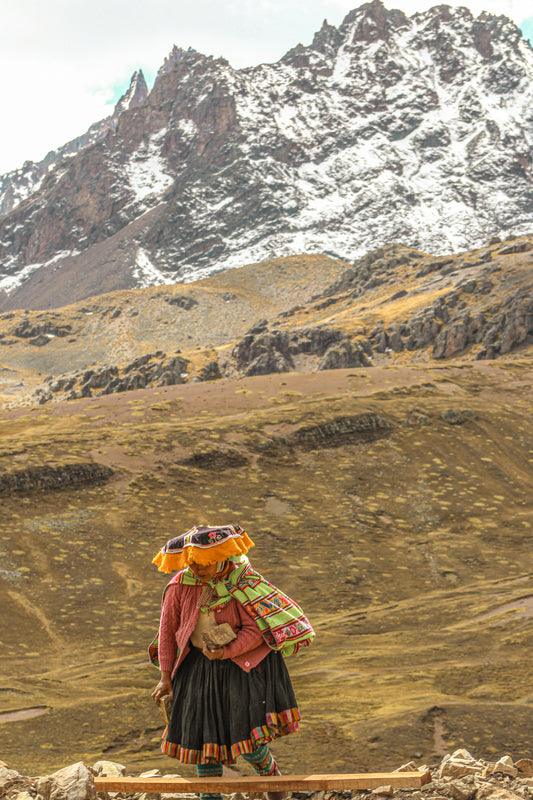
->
xmin=189 ymin=561 xmax=218 ymax=581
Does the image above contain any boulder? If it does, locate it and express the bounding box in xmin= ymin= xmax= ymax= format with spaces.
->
xmin=433 ymin=316 xmax=470 ymax=359
xmin=438 ymin=750 xmax=484 ymax=780
xmin=0 ymin=768 xmax=22 ymax=793
xmin=247 ymin=319 xmax=268 ymax=335
xmin=394 ymin=761 xmax=419 ymax=772
xmin=318 ymin=340 xmax=371 ymax=369
xmin=125 ymin=372 xmax=146 ymax=391
xmin=424 ymin=777 xmax=476 ymax=800
xmin=515 ymin=759 xmax=533 ymax=778
xmin=29 ymin=334 xmax=51 ymax=346
xmin=36 ymin=763 xmax=96 ymax=800
xmin=441 ymin=409 xmax=466 ymax=425
xmin=198 ymin=361 xmax=221 ymax=381
xmin=476 ymin=786 xmax=520 ymax=800
xmin=12 ymin=793 xmax=33 ymax=800
xmin=403 ymin=411 xmax=431 ymax=426
xmin=166 ymin=295 xmax=198 ymax=310
xmin=123 ymin=354 xmax=155 ymax=373
xmin=448 ymin=778 xmax=477 ymax=800
xmin=245 ymin=351 xmax=293 ymax=376
xmin=92 ymin=761 xmax=125 ymax=777
xmin=38 ymin=389 xmax=53 ymax=404
xmin=493 ymin=757 xmax=518 ymax=778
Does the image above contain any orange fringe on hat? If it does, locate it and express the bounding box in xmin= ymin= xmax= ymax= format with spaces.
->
xmin=152 ymin=525 xmax=254 ymax=573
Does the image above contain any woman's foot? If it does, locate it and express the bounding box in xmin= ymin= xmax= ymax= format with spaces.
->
xmin=265 ymin=765 xmax=289 ymax=800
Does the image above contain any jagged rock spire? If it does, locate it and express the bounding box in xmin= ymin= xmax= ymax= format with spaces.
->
xmin=113 ymin=70 xmax=149 ymax=118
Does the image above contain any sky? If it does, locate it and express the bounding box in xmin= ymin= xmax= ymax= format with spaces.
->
xmin=1 ymin=0 xmax=532 ymax=175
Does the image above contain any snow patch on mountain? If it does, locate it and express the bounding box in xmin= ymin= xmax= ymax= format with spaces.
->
xmin=176 ymin=119 xmax=198 ymax=141
xmin=123 ymin=129 xmax=173 ymax=207
xmin=132 ymin=248 xmax=176 ymax=288
xmin=0 ymin=250 xmax=79 ymax=294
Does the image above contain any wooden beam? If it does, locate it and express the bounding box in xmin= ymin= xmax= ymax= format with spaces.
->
xmin=95 ymin=770 xmax=432 ymax=794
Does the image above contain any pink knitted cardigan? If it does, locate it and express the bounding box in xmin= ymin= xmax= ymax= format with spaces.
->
xmin=157 ymin=580 xmax=271 ymax=676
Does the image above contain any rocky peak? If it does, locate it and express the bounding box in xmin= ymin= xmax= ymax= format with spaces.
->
xmin=478 ymin=10 xmax=526 ymax=49
xmin=311 ymin=19 xmax=344 ymax=54
xmin=155 ymin=44 xmax=199 ymax=80
xmin=341 ymin=0 xmax=408 ymax=42
xmin=149 ymin=45 xmax=231 ymax=113
xmin=112 ymin=70 xmax=148 ymax=119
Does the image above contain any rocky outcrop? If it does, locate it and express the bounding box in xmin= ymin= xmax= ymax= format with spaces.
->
xmin=369 ymin=285 xmax=533 ymax=361
xmin=231 ymin=325 xmax=372 ymax=377
xmin=232 ymin=329 xmax=294 ymax=376
xmin=325 ymin=245 xmax=422 ymax=298
xmin=0 ymin=463 xmax=112 ymax=494
xmin=260 ymin=412 xmax=393 ymax=451
xmin=440 ymin=409 xmax=476 ymax=425
xmin=231 ymin=263 xmax=533 ymax=374
xmin=197 ymin=361 xmax=222 ymax=381
xmin=165 ymin=294 xmax=198 ymax=310
xmin=38 ymin=352 xmax=190 ymax=403
xmin=182 ymin=446 xmax=250 ymax=469
xmin=10 ymin=319 xmax=73 ymax=339
xmin=0 ymin=313 xmax=75 ymax=347
xmin=475 ymin=289 xmax=533 ymax=359
xmin=363 ymin=241 xmax=533 ymax=361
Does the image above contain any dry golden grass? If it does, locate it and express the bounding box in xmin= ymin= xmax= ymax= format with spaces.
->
xmin=0 ymin=360 xmax=532 ymax=775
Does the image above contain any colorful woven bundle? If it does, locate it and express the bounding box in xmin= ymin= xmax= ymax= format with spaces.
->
xmin=223 ymin=560 xmax=315 ymax=656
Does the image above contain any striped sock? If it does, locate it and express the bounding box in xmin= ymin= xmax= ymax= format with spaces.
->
xmin=242 ymin=745 xmax=276 ymax=775
xmin=196 ymin=761 xmax=223 ymax=800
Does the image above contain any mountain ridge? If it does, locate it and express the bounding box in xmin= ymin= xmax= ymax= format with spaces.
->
xmin=0 ymin=1 xmax=532 ymax=309
xmin=0 ymin=233 xmax=531 ymax=410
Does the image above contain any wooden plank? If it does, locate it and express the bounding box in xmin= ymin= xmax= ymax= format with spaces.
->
xmin=95 ymin=770 xmax=432 ymax=793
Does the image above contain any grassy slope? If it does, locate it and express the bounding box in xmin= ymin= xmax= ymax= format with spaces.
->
xmin=0 ymin=254 xmax=350 ymax=403
xmin=0 ymin=360 xmax=531 ymax=775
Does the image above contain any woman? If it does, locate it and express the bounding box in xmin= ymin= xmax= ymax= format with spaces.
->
xmin=150 ymin=523 xmax=314 ymax=800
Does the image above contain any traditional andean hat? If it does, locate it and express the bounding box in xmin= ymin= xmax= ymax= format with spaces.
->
xmin=152 ymin=524 xmax=254 ymax=572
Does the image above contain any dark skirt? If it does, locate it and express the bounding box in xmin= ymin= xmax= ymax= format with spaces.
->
xmin=162 ymin=646 xmax=300 ymax=764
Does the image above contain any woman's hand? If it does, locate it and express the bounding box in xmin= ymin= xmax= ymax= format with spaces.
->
xmin=202 ymin=645 xmax=224 ymax=660
xmin=151 ymin=672 xmax=173 ymax=703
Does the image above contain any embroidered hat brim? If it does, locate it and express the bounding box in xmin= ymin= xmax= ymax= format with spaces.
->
xmin=152 ymin=524 xmax=254 ymax=572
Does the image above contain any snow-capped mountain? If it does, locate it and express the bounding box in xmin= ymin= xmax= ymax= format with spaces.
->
xmin=1 ymin=0 xmax=532 ymax=310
